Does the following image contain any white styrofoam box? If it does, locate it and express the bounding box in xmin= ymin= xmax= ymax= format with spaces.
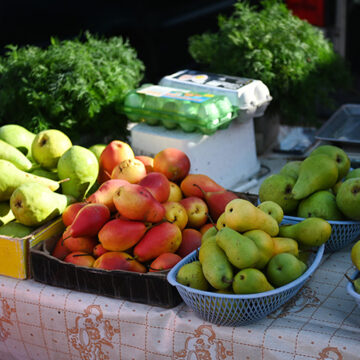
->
xmin=129 ymin=118 xmax=260 ymax=190
xmin=159 ymin=69 xmax=272 ymax=122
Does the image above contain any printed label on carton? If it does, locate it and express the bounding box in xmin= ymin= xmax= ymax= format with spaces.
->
xmin=137 ymin=85 xmax=214 ymax=103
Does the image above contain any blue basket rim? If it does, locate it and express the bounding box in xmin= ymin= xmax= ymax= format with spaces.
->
xmin=282 ymin=214 xmax=360 ymax=226
xmin=167 ymin=244 xmax=324 ymax=300
xmin=346 ymin=269 xmax=360 ymax=300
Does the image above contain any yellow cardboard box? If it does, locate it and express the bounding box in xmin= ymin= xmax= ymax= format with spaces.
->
xmin=0 ymin=217 xmax=65 ymax=279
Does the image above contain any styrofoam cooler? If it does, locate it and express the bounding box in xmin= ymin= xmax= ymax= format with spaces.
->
xmin=129 ymin=117 xmax=260 ymax=190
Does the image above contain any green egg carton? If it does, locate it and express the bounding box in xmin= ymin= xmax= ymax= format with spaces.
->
xmin=122 ymin=84 xmax=238 ymax=135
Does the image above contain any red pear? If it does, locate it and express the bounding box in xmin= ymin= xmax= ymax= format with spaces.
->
xmin=63 ymin=235 xmax=98 ymax=253
xmin=98 ymin=218 xmax=147 ymax=251
xmin=52 ymin=236 xmax=71 ymax=260
xmin=153 ymin=148 xmax=191 ymax=182
xmin=193 ymin=184 xmax=239 ymax=221
xmin=111 ymin=158 xmax=147 ymax=184
xmin=139 ymin=172 xmax=170 ymax=203
xmin=200 ymin=223 xmax=215 ymax=235
xmin=180 ymin=174 xmax=224 ymax=198
xmin=64 ymin=252 xmax=95 ymax=267
xmin=64 ymin=203 xmax=111 ymax=238
xmin=133 ymin=222 xmax=182 ymax=262
xmin=92 ymin=243 xmax=109 ymax=258
xmin=98 ymin=140 xmax=135 ymax=184
xmin=179 ymin=196 xmax=208 ymax=229
xmin=135 ymin=155 xmax=154 ymax=173
xmin=176 ymin=228 xmax=202 ymax=258
xmin=149 ymin=253 xmax=182 ymax=272
xmin=93 ymin=251 xmax=146 ymax=272
xmin=87 ymin=179 xmax=129 ymax=212
xmin=113 ymin=183 xmax=165 ymax=223
xmin=62 ymin=202 xmax=88 ymax=227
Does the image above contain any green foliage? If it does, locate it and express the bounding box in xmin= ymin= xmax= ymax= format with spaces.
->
xmin=0 ymin=32 xmax=145 ymax=142
xmin=188 ymin=0 xmax=352 ymax=126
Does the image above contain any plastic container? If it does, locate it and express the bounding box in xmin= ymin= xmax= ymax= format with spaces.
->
xmin=159 ymin=69 xmax=272 ymax=122
xmin=167 ymin=244 xmax=324 ymax=326
xmin=281 ymin=215 xmax=360 ymax=253
xmin=122 ymin=84 xmax=238 ymax=135
xmin=346 ymin=270 xmax=360 ymax=308
xmin=30 ymin=221 xmax=182 ymax=308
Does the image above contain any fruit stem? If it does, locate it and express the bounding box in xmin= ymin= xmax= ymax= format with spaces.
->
xmin=73 ymin=253 xmax=91 ymax=257
xmin=58 ymin=178 xmax=71 ymax=184
xmin=205 ymin=212 xmax=218 ymax=232
xmin=344 ymin=273 xmax=354 ymax=284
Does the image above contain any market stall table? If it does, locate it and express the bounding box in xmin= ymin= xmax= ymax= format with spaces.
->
xmin=0 ymin=244 xmax=358 ymax=360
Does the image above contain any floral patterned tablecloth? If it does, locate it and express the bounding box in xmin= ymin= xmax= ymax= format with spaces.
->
xmin=0 ymin=244 xmax=358 ymax=360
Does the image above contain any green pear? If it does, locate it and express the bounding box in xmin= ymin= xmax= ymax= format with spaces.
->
xmin=0 ymin=202 xmax=15 ymax=226
xmin=243 ymin=229 xmax=274 ymax=269
xmin=279 ymin=160 xmax=302 ymax=180
xmin=259 ymin=174 xmax=299 ymax=214
xmin=0 ymin=139 xmax=33 ymax=171
xmin=309 ymin=144 xmax=351 ymax=181
xmin=292 ymin=154 xmax=338 ymax=200
xmin=0 ymin=221 xmax=34 ymax=238
xmin=272 ymin=237 xmax=299 ymax=257
xmin=32 ymin=129 xmax=72 ymax=169
xmin=216 ymin=227 xmax=260 ymax=269
xmin=10 ymin=182 xmax=75 ymax=226
xmin=201 ymin=226 xmax=218 ymax=244
xmin=278 ymin=217 xmax=332 ymax=247
xmin=199 ymin=236 xmax=233 ymax=290
xmin=257 ymin=200 xmax=284 ymax=224
xmin=224 ymin=199 xmax=279 ymax=236
xmin=332 ymin=180 xmax=343 ymax=195
xmin=336 ymin=178 xmax=360 ymax=220
xmin=89 ymin=144 xmax=106 ymax=161
xmin=266 ymin=253 xmax=307 ymax=287
xmin=57 ymin=145 xmax=99 ymax=200
xmin=351 ymin=240 xmax=360 ymax=271
xmin=233 ymin=268 xmax=274 ymax=294
xmin=297 ymin=190 xmax=344 ymax=220
xmin=176 ymin=260 xmax=209 ymax=291
xmin=345 ymin=168 xmax=360 ymax=180
xmin=0 ymin=159 xmax=59 ymax=201
xmin=30 ymin=168 xmax=59 ymax=181
xmin=0 ymin=124 xmax=35 ymax=158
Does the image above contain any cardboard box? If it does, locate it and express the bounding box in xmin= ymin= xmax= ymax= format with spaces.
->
xmin=0 ymin=218 xmax=65 ymax=279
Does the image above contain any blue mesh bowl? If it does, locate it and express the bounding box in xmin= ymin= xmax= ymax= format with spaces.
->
xmin=346 ymin=270 xmax=360 ymax=308
xmin=167 ymin=244 xmax=324 ymax=326
xmin=281 ymin=215 xmax=360 ymax=253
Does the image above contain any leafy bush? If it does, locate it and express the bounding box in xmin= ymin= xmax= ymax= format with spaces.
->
xmin=0 ymin=32 xmax=145 ymax=143
xmin=188 ymin=0 xmax=351 ymax=126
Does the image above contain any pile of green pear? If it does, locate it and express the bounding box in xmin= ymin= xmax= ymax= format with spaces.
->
xmin=259 ymin=144 xmax=360 ymax=222
xmin=0 ymin=124 xmax=104 ymax=238
xmin=176 ymin=198 xmax=330 ymax=295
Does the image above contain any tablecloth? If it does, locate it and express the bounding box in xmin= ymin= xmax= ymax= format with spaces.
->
xmin=0 ymin=244 xmax=358 ymax=360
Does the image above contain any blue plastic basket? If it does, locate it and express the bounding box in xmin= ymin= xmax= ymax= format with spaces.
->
xmin=167 ymin=244 xmax=324 ymax=326
xmin=281 ymin=215 xmax=360 ymax=253
xmin=346 ymin=269 xmax=360 ymax=308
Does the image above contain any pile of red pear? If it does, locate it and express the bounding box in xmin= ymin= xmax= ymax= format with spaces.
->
xmin=51 ymin=140 xmax=240 ymax=273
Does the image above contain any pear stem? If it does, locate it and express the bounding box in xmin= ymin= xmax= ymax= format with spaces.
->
xmin=344 ymin=273 xmax=354 ymax=284
xmin=205 ymin=212 xmax=218 ymax=232
xmin=72 ymin=253 xmax=91 ymax=257
xmin=58 ymin=178 xmax=71 ymax=184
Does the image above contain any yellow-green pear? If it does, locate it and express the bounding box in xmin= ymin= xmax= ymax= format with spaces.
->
xmin=176 ymin=261 xmax=209 ymax=291
xmin=336 ymin=178 xmax=360 ymax=220
xmin=10 ymin=182 xmax=75 ymax=226
xmin=351 ymin=240 xmax=360 ymax=271
xmin=199 ymin=236 xmax=233 ymax=290
xmin=57 ymin=145 xmax=99 ymax=200
xmin=345 ymin=168 xmax=360 ymax=180
xmin=243 ymin=229 xmax=274 ymax=269
xmin=224 ymin=199 xmax=279 ymax=236
xmin=278 ymin=217 xmax=332 ymax=247
xmin=297 ymin=190 xmax=343 ymax=220
xmin=291 ymin=154 xmax=338 ymax=200
xmin=266 ymin=253 xmax=307 ymax=287
xmin=0 ymin=221 xmax=34 ymax=238
xmin=201 ymin=226 xmax=218 ymax=244
xmin=272 ymin=237 xmax=299 ymax=257
xmin=0 ymin=160 xmax=59 ymax=201
xmin=216 ymin=212 xmax=227 ymax=229
xmin=0 ymin=124 xmax=35 ymax=158
xmin=0 ymin=202 xmax=15 ymax=226
xmin=30 ymin=168 xmax=59 ymax=181
xmin=233 ymin=268 xmax=274 ymax=294
xmin=309 ymin=144 xmax=351 ymax=181
xmin=0 ymin=139 xmax=33 ymax=171
xmin=89 ymin=144 xmax=106 ymax=161
xmin=32 ymin=129 xmax=72 ymax=169
xmin=257 ymin=200 xmax=284 ymax=224
xmin=279 ymin=160 xmax=302 ymax=179
xmin=216 ymin=227 xmax=260 ymax=269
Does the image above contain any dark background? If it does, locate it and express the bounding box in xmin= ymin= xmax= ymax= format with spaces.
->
xmin=0 ymin=0 xmax=359 ymax=87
